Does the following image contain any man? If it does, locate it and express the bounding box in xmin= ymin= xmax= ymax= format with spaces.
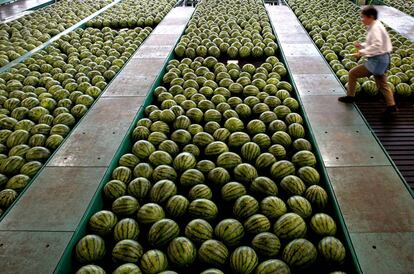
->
xmin=338 ymin=6 xmax=397 ymax=115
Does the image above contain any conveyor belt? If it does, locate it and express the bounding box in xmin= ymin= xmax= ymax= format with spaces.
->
xmin=356 ymin=98 xmax=414 ymax=190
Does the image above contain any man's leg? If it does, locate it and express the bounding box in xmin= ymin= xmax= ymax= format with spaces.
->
xmin=374 ymin=74 xmax=396 ymax=106
xmin=339 ymin=64 xmax=371 ymax=103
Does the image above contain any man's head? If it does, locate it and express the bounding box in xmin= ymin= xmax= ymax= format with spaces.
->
xmin=361 ymin=6 xmax=378 ymax=25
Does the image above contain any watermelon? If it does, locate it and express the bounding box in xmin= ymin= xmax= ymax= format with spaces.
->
xmin=188 ymin=198 xmax=218 ymax=221
xmin=310 ymin=213 xmax=337 ymax=236
xmin=88 ymin=210 xmax=118 ymax=236
xmin=292 ymin=151 xmax=316 ymax=167
xmin=112 ymin=239 xmax=144 ymax=263
xmin=0 ymin=189 xmax=18 ymax=208
xmin=318 ymin=236 xmax=346 ymax=265
xmin=287 ymin=196 xmax=312 ymax=219
xmin=260 ymin=196 xmax=287 ymax=219
xmin=198 ymin=240 xmax=229 ymax=266
xmin=228 ymin=132 xmax=251 ymax=148
xmin=214 ymin=219 xmax=245 ymax=246
xmin=75 ymin=234 xmax=106 ymax=263
xmin=167 ymin=237 xmax=197 ymax=267
xmin=221 ymin=182 xmax=247 ymax=202
xmin=243 ymin=214 xmax=271 ymax=234
xmin=140 ymin=249 xmax=168 ymax=274
xmin=113 ymin=263 xmax=142 ymax=274
xmin=6 ymin=174 xmax=30 ymax=192
xmin=133 ymin=163 xmax=153 ymax=179
xmin=233 ymin=195 xmax=259 ymax=219
xmin=152 ymin=165 xmax=177 ymax=182
xmin=255 ymin=259 xmax=290 ymax=274
xmin=150 ymin=180 xmax=177 ymax=204
xmin=280 ymin=175 xmax=306 ymax=196
xmin=305 ymin=185 xmax=329 ymax=210
xmin=128 ymin=177 xmax=151 ymax=201
xmin=112 ymin=167 xmax=132 ymax=183
xmin=137 ymin=203 xmax=165 ymax=224
xmin=104 ymin=180 xmax=127 ymax=200
xmin=250 ymin=176 xmax=278 ymax=196
xmin=200 ymin=269 xmax=224 ymax=274
xmin=297 ymin=166 xmax=320 ymax=185
xmin=241 ymin=142 xmax=261 ymax=162
xmin=185 ymin=219 xmax=213 ymax=244
xmin=229 ymin=246 xmax=258 ymax=274
xmin=216 ymin=152 xmax=242 ymax=169
xmin=148 ymin=219 xmax=180 ymax=247
xmin=271 ymin=131 xmax=292 ymax=148
xmin=189 ymin=184 xmax=212 ymax=200
xmin=180 ymin=169 xmax=205 ymax=187
xmin=112 ymin=195 xmax=139 ymax=216
xmin=282 ymin=239 xmax=317 ymax=269
xmin=166 ymin=195 xmax=189 ymax=218
xmin=251 ymin=232 xmax=281 ymax=258
xmin=76 ymin=265 xmax=106 ymax=274
xmin=132 ymin=140 xmax=156 ymax=159
xmin=270 ymin=160 xmax=295 ymax=180
xmin=113 ymin=218 xmax=140 ymax=242
xmin=233 ymin=163 xmax=258 ymax=184
xmin=173 ymin=152 xmax=197 ymax=172
xmin=273 ymin=213 xmax=307 ymax=240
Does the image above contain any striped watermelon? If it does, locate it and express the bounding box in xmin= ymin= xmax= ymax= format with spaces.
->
xmin=75 ymin=234 xmax=106 ymax=263
xmin=189 ymin=184 xmax=213 ymax=200
xmin=241 ymin=142 xmax=261 ymax=162
xmin=112 ymin=196 xmax=139 ymax=216
xmin=112 ymin=166 xmax=132 ymax=183
xmin=251 ymin=232 xmax=281 ymax=258
xmin=292 ymin=151 xmax=317 ymax=167
xmin=173 ymin=152 xmax=197 ymax=172
xmin=205 ymin=141 xmax=229 ymax=157
xmin=268 ymin=144 xmax=287 ymax=159
xmin=166 ymin=195 xmax=189 ymax=218
xmin=233 ymin=195 xmax=259 ymax=219
xmin=188 ymin=198 xmax=218 ymax=221
xmin=280 ymin=175 xmax=306 ymax=196
xmin=310 ymin=213 xmax=337 ymax=236
xmin=88 ymin=210 xmax=118 ymax=236
xmin=112 ymin=263 xmax=142 ymax=274
xmin=270 ymin=160 xmax=295 ymax=180
xmin=0 ymin=189 xmax=18 ymax=208
xmin=6 ymin=174 xmax=30 ymax=192
xmin=229 ymin=246 xmax=258 ymax=274
xmin=158 ymin=140 xmax=179 ymax=157
xmin=148 ymin=219 xmax=180 ymax=247
xmin=288 ymin=123 xmax=305 ymax=139
xmin=112 ymin=239 xmax=144 ymax=263
xmin=233 ymin=163 xmax=258 ymax=184
xmin=297 ymin=166 xmax=320 ymax=186
xmin=128 ymin=177 xmax=151 ymax=201
xmin=250 ymin=176 xmax=278 ymax=196
xmin=198 ymin=240 xmax=229 ymax=266
xmin=216 ymin=153 xmax=242 ymax=171
xmin=152 ymin=165 xmax=177 ymax=182
xmin=282 ymin=238 xmax=317 ymax=269
xmin=185 ymin=219 xmax=213 ymax=244
xmin=221 ymin=182 xmax=247 ymax=202
xmin=213 ymin=128 xmax=231 ymax=142
xmin=200 ymin=269 xmax=224 ymax=274
xmin=149 ymin=151 xmax=173 ymax=167
xmin=150 ymin=180 xmax=177 ymax=204
xmin=255 ymin=259 xmax=290 ymax=274
xmin=137 ymin=203 xmax=165 ymax=224
xmin=273 ymin=213 xmax=307 ymax=240
xmin=196 ymin=160 xmax=216 ymax=173
xmin=318 ymin=236 xmax=346 ymax=265
xmin=271 ymin=131 xmax=292 ymax=148
xmin=287 ymin=196 xmax=313 ymax=219
xmin=113 ymin=218 xmax=140 ymax=242
xmin=260 ymin=196 xmax=287 ymax=219
xmin=244 ymin=214 xmax=271 ymax=234
xmin=140 ymin=249 xmax=168 ymax=274
xmin=132 ymin=140 xmax=156 ymax=159
xmin=104 ymin=180 xmax=127 ymax=200
xmin=228 ymin=132 xmax=251 ymax=148
xmin=214 ymin=219 xmax=245 ymax=246
xmin=252 ymin=134 xmax=272 ymax=150
xmin=76 ymin=265 xmax=105 ymax=274
xmin=167 ymin=237 xmax=197 ymax=267
xmin=305 ymin=185 xmax=329 ymax=210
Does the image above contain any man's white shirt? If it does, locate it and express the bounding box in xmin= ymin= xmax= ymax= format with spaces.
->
xmin=360 ymin=20 xmax=393 ymax=57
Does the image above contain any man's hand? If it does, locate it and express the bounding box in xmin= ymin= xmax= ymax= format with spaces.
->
xmin=355 ymin=42 xmax=362 ymax=49
xmin=353 ymin=51 xmax=362 ymax=58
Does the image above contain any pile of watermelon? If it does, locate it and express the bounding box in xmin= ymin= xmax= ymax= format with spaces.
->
xmin=73 ymin=55 xmax=349 ymax=273
xmin=288 ymin=0 xmax=414 ymax=97
xmin=0 ymin=26 xmax=152 ymax=216
xmin=383 ymin=0 xmax=414 ymax=17
xmin=85 ymin=0 xmax=177 ymax=29
xmin=174 ymin=0 xmax=278 ymax=59
xmin=0 ymin=0 xmax=113 ymax=67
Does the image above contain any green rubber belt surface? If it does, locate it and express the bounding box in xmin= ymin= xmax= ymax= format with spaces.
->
xmin=267 ymin=5 xmax=414 ymax=274
xmin=0 ymin=7 xmax=195 ymax=274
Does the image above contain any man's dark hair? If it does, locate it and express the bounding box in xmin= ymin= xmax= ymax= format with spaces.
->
xmin=361 ymin=6 xmax=378 ymax=20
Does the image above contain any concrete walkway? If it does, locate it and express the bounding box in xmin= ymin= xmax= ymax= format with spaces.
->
xmin=268 ymin=5 xmax=414 ymax=274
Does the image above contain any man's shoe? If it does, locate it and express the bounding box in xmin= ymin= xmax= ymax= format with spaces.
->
xmin=338 ymin=96 xmax=355 ymax=103
xmin=383 ymin=105 xmax=398 ymax=116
